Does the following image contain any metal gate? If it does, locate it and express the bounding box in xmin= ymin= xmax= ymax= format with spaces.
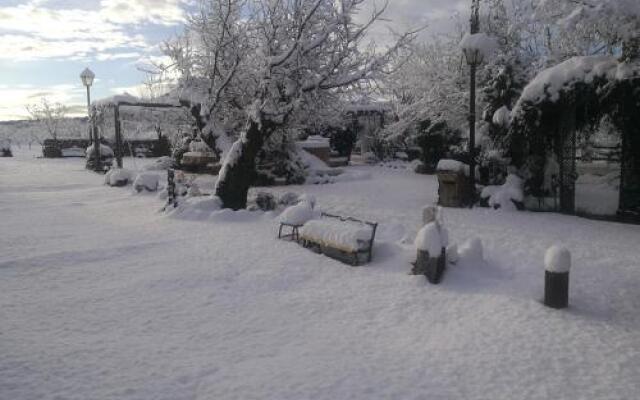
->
xmin=557 ymin=108 xmax=577 ymax=214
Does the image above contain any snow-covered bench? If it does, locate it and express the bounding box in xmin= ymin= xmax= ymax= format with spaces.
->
xmin=299 ymin=213 xmax=378 ymax=266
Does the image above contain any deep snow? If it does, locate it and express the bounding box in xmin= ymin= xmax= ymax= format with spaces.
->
xmin=1 ymin=149 xmax=640 ymax=400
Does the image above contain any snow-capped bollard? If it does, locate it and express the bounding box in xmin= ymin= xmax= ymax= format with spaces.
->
xmin=544 ymin=245 xmax=571 ymax=309
xmin=413 ymin=222 xmax=447 ymax=284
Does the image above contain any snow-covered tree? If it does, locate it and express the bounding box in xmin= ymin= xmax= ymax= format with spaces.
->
xmin=534 ymin=0 xmax=640 ymax=62
xmin=167 ymin=0 xmax=416 ymax=209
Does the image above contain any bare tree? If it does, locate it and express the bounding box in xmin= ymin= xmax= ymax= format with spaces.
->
xmin=25 ymin=98 xmax=69 ymax=143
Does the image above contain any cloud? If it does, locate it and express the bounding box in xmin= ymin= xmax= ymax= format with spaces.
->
xmin=356 ymin=0 xmax=469 ymax=46
xmin=100 ymin=0 xmax=186 ymax=25
xmin=0 ymin=0 xmax=187 ymax=61
xmin=0 ymin=83 xmax=86 ymax=121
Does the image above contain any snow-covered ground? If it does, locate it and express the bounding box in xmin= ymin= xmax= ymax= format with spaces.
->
xmin=2 ymin=149 xmax=640 ymax=400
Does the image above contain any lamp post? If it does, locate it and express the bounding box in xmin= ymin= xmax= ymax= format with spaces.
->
xmin=80 ymin=67 xmax=100 ymax=171
xmin=462 ymin=0 xmax=482 ymax=203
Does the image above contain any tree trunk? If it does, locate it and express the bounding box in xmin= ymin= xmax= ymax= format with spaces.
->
xmin=215 ymin=119 xmax=274 ymax=210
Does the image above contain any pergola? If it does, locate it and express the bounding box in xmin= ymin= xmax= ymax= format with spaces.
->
xmin=91 ymin=95 xmax=194 ymax=168
xmin=508 ymin=56 xmax=640 ymax=221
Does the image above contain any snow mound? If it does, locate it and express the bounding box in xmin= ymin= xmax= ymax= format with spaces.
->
xmin=484 ymin=174 xmax=524 ymax=210
xmin=300 ymin=219 xmax=374 ymax=252
xmin=459 ymin=238 xmax=483 ymax=262
xmin=133 ymin=173 xmax=160 ymax=192
xmin=545 ymin=245 xmax=571 ymax=273
xmin=143 ymin=156 xmax=174 ymax=171
xmin=167 ymin=195 xmax=223 ymax=220
xmin=85 ymin=143 xmax=114 ymax=158
xmin=279 ymin=202 xmax=314 ymax=226
xmin=447 ymin=244 xmax=459 ymax=264
xmin=104 ymin=168 xmax=134 ymax=187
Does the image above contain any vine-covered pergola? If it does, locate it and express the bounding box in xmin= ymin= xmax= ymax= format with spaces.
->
xmin=508 ymin=56 xmax=640 ymax=220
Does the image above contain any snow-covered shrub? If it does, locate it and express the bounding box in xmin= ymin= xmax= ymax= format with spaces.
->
xmin=249 ymin=191 xmax=277 ymax=211
xmin=254 ymin=133 xmax=307 ymax=186
xmin=482 ymin=173 xmax=524 ymax=211
xmin=133 ymin=173 xmax=160 ymax=192
xmin=329 ymin=125 xmax=357 ymax=161
xmin=1 ymin=145 xmax=12 ymax=157
xmin=104 ymin=168 xmax=134 ymax=187
xmin=414 ymin=119 xmax=463 ymax=174
xmin=278 ymin=192 xmax=300 ymax=207
xmin=477 ymin=150 xmax=508 ymax=186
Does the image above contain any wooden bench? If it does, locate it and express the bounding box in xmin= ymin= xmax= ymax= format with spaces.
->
xmin=299 ymin=212 xmax=378 ymax=266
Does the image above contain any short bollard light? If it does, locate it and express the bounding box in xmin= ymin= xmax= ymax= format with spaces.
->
xmin=544 ymin=245 xmax=571 ymax=309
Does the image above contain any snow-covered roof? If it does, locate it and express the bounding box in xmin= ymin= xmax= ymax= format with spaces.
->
xmin=92 ymin=93 xmax=141 ymax=108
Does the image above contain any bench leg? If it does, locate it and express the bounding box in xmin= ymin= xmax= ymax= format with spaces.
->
xmin=278 ymin=224 xmax=284 ymax=239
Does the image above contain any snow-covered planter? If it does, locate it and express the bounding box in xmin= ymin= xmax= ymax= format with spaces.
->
xmin=104 ymin=168 xmax=134 ymax=187
xmin=544 ymin=245 xmax=571 ymax=309
xmin=299 ymin=213 xmax=377 ymax=265
xmin=133 ymin=173 xmax=161 ymax=192
xmin=436 ymin=159 xmax=473 ymax=207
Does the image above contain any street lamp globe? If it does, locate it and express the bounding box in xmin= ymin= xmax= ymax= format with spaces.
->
xmin=462 ymin=47 xmax=484 ymax=67
xmin=80 ymin=67 xmax=95 ymax=87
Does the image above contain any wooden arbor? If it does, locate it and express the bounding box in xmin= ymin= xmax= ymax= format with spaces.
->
xmin=91 ymin=98 xmax=193 ymax=168
xmin=508 ymin=57 xmax=640 ymax=220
